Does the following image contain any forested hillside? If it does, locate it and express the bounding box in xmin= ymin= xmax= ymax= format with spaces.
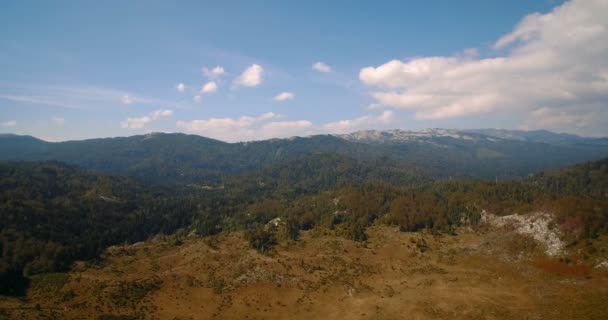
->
xmin=0 ymin=162 xmax=198 ymax=294
xmin=2 ymin=156 xmax=607 ymax=296
xmin=1 ymin=130 xmax=607 ymax=183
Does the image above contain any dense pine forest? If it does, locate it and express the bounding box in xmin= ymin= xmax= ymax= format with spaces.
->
xmin=1 ymin=153 xmax=607 ymax=295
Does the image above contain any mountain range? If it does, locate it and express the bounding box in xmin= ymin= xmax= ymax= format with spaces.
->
xmin=1 ymin=129 xmax=607 ymax=184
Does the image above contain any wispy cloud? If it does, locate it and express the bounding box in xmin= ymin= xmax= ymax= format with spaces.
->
xmin=312 ymin=61 xmax=332 ymax=73
xmin=121 ymin=109 xmax=174 ymax=129
xmin=0 ymin=84 xmax=194 ymax=110
xmin=0 ymin=94 xmax=83 ymax=109
xmin=121 ymin=94 xmax=134 ymax=105
xmin=51 ymin=116 xmax=65 ymax=126
xmin=1 ymin=120 xmax=17 ymax=127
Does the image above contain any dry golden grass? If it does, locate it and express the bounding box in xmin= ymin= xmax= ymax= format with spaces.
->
xmin=1 ymin=226 xmax=607 ymax=320
xmin=533 ymin=258 xmax=591 ymax=278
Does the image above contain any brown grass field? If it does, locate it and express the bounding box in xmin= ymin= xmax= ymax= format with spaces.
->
xmin=1 ymin=226 xmax=607 ymax=320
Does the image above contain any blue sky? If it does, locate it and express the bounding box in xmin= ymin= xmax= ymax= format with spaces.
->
xmin=1 ymin=0 xmax=607 ymax=142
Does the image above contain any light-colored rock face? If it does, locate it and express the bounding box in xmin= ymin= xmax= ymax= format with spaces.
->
xmin=481 ymin=210 xmax=564 ymax=257
xmin=335 ymin=129 xmax=488 ymax=144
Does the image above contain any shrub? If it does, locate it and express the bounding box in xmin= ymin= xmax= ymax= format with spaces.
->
xmin=193 ymin=212 xmax=222 ymax=237
xmin=343 ymin=220 xmax=368 ymax=242
xmin=245 ymin=227 xmax=277 ymax=253
xmin=278 ymin=217 xmax=300 ymax=243
xmin=299 ymin=211 xmax=316 ymax=230
xmin=416 ymin=238 xmax=429 ymax=252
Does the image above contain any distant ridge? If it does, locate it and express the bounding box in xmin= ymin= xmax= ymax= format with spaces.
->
xmin=336 ymin=128 xmax=608 ymax=145
xmin=1 ymin=129 xmax=607 ymax=183
xmin=2 ymin=128 xmax=606 ymax=145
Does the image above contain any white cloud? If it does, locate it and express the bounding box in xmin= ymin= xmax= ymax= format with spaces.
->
xmin=176 ymin=112 xmax=279 ymax=141
xmin=323 ymin=111 xmax=395 ymax=134
xmin=121 ymin=109 xmax=174 ymax=129
xmin=176 ymin=83 xmax=185 ymax=93
xmin=260 ymin=120 xmax=314 ymax=138
xmin=1 ymin=120 xmax=17 ymax=127
xmin=176 ymin=110 xmax=400 ymax=141
xmin=121 ymin=116 xmax=150 ymax=129
xmin=121 ymin=95 xmax=133 ymax=105
xmin=521 ymin=107 xmax=606 ymax=136
xmin=201 ymin=81 xmax=218 ymax=94
xmin=150 ymin=109 xmax=174 ymax=119
xmin=203 ymin=66 xmax=225 ymax=78
xmin=193 ymin=95 xmax=202 ymax=104
xmin=176 ymin=112 xmax=317 ymax=142
xmin=312 ymin=62 xmax=332 ymax=73
xmin=359 ymin=0 xmax=608 ymax=135
xmin=233 ymin=64 xmax=263 ymax=87
xmin=273 ymin=92 xmax=295 ymax=101
xmin=51 ymin=117 xmax=65 ymax=126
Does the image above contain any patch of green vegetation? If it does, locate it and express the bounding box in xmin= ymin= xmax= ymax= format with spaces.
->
xmin=245 ymin=227 xmax=277 ymax=253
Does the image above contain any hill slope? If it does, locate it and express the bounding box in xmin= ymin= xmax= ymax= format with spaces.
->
xmin=1 ymin=129 xmax=607 ymax=183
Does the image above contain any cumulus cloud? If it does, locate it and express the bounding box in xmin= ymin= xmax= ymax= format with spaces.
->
xmin=121 ymin=117 xmax=149 ymax=129
xmin=176 ymin=110 xmax=400 ymax=141
xmin=176 ymin=83 xmax=185 ymax=93
xmin=176 ymin=112 xmax=279 ymax=141
xmin=51 ymin=117 xmax=65 ymax=126
xmin=520 ymin=107 xmax=605 ymax=134
xmin=203 ymin=66 xmax=225 ymax=78
xmin=233 ymin=64 xmax=263 ymax=87
xmin=1 ymin=120 xmax=17 ymax=127
xmin=312 ymin=62 xmax=332 ymax=73
xmin=260 ymin=120 xmax=314 ymax=138
xmin=176 ymin=112 xmax=316 ymax=142
xmin=273 ymin=92 xmax=295 ymax=101
xmin=150 ymin=109 xmax=174 ymax=119
xmin=359 ymin=0 xmax=608 ymax=135
xmin=201 ymin=81 xmax=218 ymax=94
xmin=323 ymin=111 xmax=395 ymax=134
xmin=193 ymin=95 xmax=202 ymax=104
xmin=121 ymin=109 xmax=174 ymax=129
